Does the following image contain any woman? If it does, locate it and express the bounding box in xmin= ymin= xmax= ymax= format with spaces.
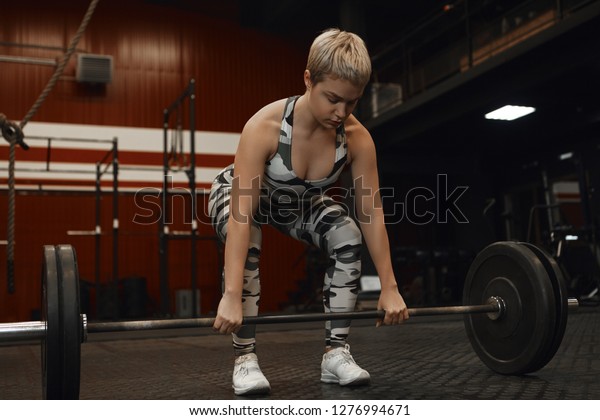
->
xmin=208 ymin=28 xmax=409 ymax=396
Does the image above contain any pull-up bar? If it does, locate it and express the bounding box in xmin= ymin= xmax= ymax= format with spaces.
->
xmin=160 ymin=79 xmax=199 ymax=318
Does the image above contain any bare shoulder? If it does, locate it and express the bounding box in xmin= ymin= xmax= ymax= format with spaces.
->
xmin=344 ymin=115 xmax=375 ymax=164
xmin=239 ymin=98 xmax=288 ymax=159
xmin=243 ymin=99 xmax=287 ymax=137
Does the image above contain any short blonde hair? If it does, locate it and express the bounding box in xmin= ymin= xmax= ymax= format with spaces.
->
xmin=306 ymin=28 xmax=372 ymax=88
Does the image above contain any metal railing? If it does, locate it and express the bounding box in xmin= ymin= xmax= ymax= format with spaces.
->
xmin=363 ymin=0 xmax=599 ymax=120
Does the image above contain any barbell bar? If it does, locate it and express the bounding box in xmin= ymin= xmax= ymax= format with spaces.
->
xmin=0 ymin=241 xmax=580 ymax=399
xmin=0 ymin=299 xmax=503 ymax=341
xmin=0 ymin=298 xmax=578 ymax=339
xmin=87 ymin=300 xmax=502 ymax=333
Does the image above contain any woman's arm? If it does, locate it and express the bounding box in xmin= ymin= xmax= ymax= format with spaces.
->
xmin=212 ymin=115 xmax=276 ymax=334
xmin=348 ymin=123 xmax=409 ymax=325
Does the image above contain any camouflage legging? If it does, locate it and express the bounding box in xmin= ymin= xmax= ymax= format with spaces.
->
xmin=208 ymin=172 xmax=362 ymax=355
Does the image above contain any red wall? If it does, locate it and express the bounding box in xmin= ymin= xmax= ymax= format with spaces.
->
xmin=0 ymin=0 xmax=308 ymax=131
xmin=0 ymin=0 xmax=312 ymax=321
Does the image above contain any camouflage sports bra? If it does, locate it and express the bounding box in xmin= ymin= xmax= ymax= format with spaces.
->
xmin=262 ymin=95 xmax=348 ymax=192
xmin=212 ymin=96 xmax=348 ymax=215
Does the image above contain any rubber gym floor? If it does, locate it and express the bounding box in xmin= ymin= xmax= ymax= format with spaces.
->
xmin=1 ymin=306 xmax=599 ymax=400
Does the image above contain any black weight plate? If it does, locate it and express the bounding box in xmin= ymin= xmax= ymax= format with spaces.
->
xmin=463 ymin=242 xmax=556 ymax=375
xmin=519 ymin=242 xmax=568 ymax=373
xmin=56 ymin=245 xmax=81 ymax=399
xmin=42 ymin=245 xmax=61 ymax=399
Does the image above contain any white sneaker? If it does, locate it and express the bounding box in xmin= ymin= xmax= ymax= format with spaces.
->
xmin=321 ymin=344 xmax=371 ymax=386
xmin=232 ymin=353 xmax=271 ymax=396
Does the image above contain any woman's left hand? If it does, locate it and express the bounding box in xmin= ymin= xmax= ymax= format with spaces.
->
xmin=376 ymin=286 xmax=409 ymax=327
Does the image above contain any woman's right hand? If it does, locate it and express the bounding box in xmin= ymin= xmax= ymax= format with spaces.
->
xmin=213 ymin=291 xmax=243 ymax=334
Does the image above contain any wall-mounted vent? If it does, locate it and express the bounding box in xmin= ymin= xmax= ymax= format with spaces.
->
xmin=76 ymin=54 xmax=113 ymax=83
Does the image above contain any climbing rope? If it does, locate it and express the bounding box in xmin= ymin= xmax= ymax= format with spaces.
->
xmin=19 ymin=0 xmax=101 ymax=131
xmin=1 ymin=0 xmax=101 ymax=293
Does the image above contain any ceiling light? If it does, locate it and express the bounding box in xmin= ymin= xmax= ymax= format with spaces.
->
xmin=485 ymin=105 xmax=536 ymax=121
xmin=559 ymin=152 xmax=573 ymax=161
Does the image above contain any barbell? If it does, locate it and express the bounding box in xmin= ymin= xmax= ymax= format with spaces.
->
xmin=0 ymin=241 xmax=579 ymax=399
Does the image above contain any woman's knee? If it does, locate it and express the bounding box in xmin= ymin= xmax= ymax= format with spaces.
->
xmin=323 ymin=217 xmax=362 ymax=261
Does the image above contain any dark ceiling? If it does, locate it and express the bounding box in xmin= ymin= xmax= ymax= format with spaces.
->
xmin=365 ymin=1 xmax=600 ymax=183
xmin=147 ymin=0 xmax=444 ymax=51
